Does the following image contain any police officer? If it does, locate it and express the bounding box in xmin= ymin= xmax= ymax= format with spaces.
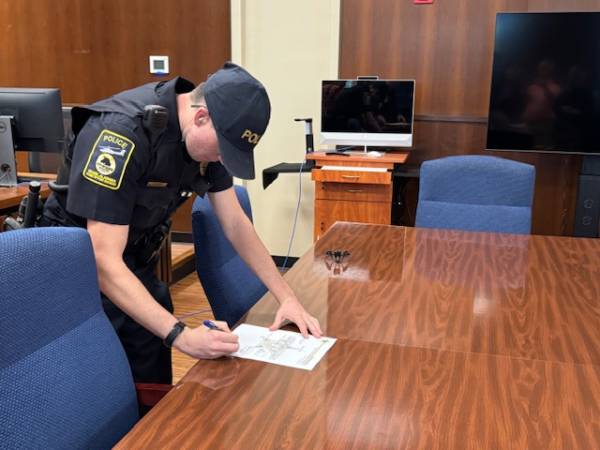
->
xmin=41 ymin=62 xmax=322 ymax=384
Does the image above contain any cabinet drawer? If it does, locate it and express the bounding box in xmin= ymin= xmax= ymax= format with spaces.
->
xmin=312 ymin=168 xmax=391 ymax=185
xmin=314 ymin=199 xmax=391 ymax=240
xmin=315 ymin=181 xmax=391 ymax=202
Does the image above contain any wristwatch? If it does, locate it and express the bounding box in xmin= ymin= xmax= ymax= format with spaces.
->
xmin=163 ymin=321 xmax=186 ymax=348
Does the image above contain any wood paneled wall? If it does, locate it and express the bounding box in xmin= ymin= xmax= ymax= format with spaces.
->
xmin=0 ymin=0 xmax=231 ymax=103
xmin=339 ymin=0 xmax=599 ymax=236
xmin=0 ymin=0 xmax=231 ymax=232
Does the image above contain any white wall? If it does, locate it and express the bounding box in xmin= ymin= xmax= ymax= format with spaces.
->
xmin=231 ymin=0 xmax=340 ymax=258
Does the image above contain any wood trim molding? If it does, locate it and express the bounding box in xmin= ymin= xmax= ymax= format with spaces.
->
xmin=414 ymin=115 xmax=487 ymax=124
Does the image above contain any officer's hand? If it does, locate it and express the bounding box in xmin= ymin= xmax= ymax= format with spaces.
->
xmin=174 ymin=321 xmax=239 ymax=359
xmin=269 ymin=297 xmax=323 ymax=339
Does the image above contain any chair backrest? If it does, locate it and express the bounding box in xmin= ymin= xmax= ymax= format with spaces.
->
xmin=192 ymin=185 xmax=267 ymax=327
xmin=0 ymin=227 xmax=138 ymax=449
xmin=415 ymin=155 xmax=535 ymax=234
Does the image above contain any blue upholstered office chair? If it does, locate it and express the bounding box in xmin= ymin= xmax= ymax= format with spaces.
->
xmin=0 ymin=227 xmax=139 ymax=449
xmin=192 ymin=185 xmax=267 ymax=327
xmin=415 ymin=155 xmax=535 ymax=234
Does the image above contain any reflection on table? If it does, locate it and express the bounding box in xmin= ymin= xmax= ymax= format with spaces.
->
xmin=116 ymin=222 xmax=600 ymax=449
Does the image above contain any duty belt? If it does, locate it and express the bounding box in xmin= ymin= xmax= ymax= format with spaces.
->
xmin=126 ymin=220 xmax=171 ymax=267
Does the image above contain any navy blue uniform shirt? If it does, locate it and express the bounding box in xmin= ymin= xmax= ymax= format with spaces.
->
xmin=44 ymin=77 xmax=232 ymax=243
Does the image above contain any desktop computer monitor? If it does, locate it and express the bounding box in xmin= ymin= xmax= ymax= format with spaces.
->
xmin=0 ymin=88 xmax=65 ymax=186
xmin=321 ymin=79 xmax=415 ymax=150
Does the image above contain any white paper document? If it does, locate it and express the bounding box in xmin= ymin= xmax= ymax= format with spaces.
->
xmin=232 ymin=324 xmax=336 ymax=371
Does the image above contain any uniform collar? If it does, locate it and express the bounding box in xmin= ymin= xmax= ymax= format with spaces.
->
xmin=155 ymin=77 xmax=195 ymax=144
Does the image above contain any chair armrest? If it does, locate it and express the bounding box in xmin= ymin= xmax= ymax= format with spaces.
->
xmin=135 ymin=383 xmax=173 ymax=408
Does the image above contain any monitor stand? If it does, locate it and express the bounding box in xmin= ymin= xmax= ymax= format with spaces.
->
xmin=573 ymin=155 xmax=600 ymax=238
xmin=0 ymin=115 xmax=18 ymax=187
xmin=334 ymin=145 xmax=368 ymax=153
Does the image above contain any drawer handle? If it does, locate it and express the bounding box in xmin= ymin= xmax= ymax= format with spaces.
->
xmin=346 ymin=189 xmax=364 ymax=193
xmin=341 ymin=175 xmax=360 ymax=179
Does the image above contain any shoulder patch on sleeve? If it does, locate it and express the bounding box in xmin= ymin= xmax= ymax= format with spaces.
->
xmin=82 ymin=129 xmax=135 ymax=190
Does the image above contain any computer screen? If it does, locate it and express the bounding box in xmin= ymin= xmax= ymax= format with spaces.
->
xmin=487 ymin=12 xmax=600 ymax=155
xmin=0 ymin=88 xmax=64 ymax=185
xmin=0 ymin=87 xmax=65 ymax=153
xmin=27 ymin=106 xmax=72 ymax=174
xmin=321 ymin=79 xmax=415 ymax=149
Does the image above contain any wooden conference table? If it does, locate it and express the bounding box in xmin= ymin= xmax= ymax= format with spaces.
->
xmin=117 ymin=222 xmax=600 ymax=449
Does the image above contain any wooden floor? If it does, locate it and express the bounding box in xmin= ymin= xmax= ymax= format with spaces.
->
xmin=171 ymin=242 xmax=194 ymax=261
xmin=170 ymin=244 xmax=214 ymax=384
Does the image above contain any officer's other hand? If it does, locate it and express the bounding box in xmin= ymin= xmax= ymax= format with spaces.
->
xmin=174 ymin=321 xmax=239 ymax=359
xmin=269 ymin=297 xmax=323 ymax=339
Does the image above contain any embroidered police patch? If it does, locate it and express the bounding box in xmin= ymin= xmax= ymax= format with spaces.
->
xmin=82 ymin=129 xmax=135 ymax=190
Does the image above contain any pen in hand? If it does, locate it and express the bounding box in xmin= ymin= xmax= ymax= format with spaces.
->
xmin=203 ymin=319 xmax=227 ymax=332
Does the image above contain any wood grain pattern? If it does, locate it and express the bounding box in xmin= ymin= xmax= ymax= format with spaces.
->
xmin=117 ymin=223 xmax=600 ymax=449
xmin=312 ymin=168 xmax=391 ymax=185
xmin=14 ymin=152 xmax=29 ymax=172
xmin=315 ymin=181 xmax=391 ymax=202
xmin=340 ymin=0 xmax=529 ymax=117
xmin=307 ymin=151 xmax=409 ymax=167
xmin=0 ymin=0 xmax=231 ymax=104
xmin=528 ymin=0 xmax=600 ymax=11
xmin=253 ymin=224 xmax=600 ymax=365
xmin=0 ymin=182 xmax=51 ymax=212
xmin=171 ymin=196 xmax=195 ymax=234
xmin=0 ymin=0 xmax=230 ymax=234
xmin=339 ymin=0 xmax=600 ymax=237
xmin=118 ymin=341 xmax=600 ymax=449
xmin=13 ymin=172 xmax=56 ymax=181
xmin=309 ymin=151 xmax=402 ymax=240
xmin=313 ymin=200 xmax=391 ymax=240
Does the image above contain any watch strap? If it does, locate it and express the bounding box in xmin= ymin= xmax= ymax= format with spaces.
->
xmin=163 ymin=321 xmax=186 ymax=348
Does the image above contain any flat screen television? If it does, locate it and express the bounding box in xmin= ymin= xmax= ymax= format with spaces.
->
xmin=487 ymin=12 xmax=600 ymax=155
xmin=321 ymin=79 xmax=415 ymax=149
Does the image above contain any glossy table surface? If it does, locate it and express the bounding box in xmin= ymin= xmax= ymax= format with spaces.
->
xmin=116 ymin=223 xmax=600 ymax=449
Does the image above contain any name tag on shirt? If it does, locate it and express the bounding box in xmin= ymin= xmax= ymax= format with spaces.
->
xmin=146 ymin=181 xmax=168 ymax=187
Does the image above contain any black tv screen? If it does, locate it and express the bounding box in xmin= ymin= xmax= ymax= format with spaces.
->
xmin=321 ymin=79 xmax=415 ymax=148
xmin=487 ymin=12 xmax=600 ymax=155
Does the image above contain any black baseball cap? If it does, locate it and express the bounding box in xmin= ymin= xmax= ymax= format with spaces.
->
xmin=204 ymin=62 xmax=271 ymax=180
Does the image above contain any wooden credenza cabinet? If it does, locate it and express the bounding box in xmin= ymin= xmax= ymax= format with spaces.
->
xmin=307 ymin=151 xmax=409 ymax=240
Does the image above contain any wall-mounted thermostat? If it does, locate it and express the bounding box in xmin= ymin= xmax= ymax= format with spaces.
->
xmin=149 ymin=55 xmax=169 ymax=75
